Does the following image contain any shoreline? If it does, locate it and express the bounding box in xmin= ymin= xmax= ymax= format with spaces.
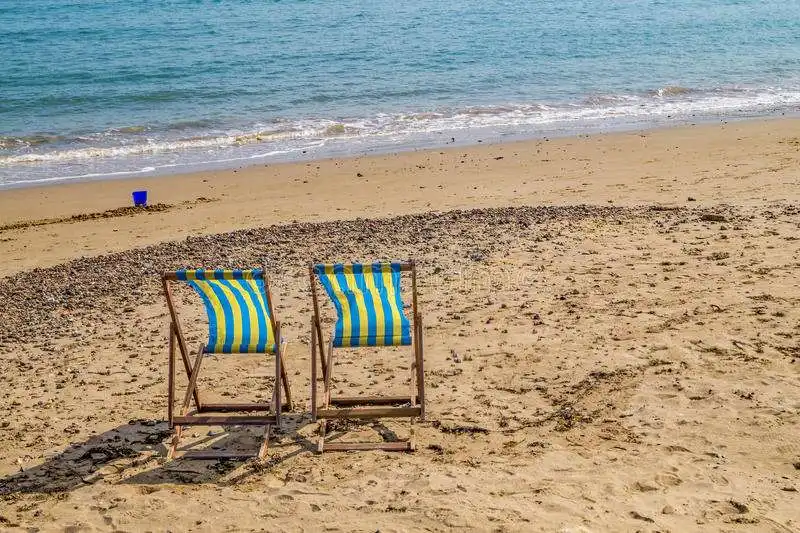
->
xmin=2 ymin=110 xmax=797 ymax=193
xmin=0 ymin=116 xmax=799 ymax=276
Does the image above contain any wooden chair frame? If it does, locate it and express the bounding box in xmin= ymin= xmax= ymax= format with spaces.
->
xmin=309 ymin=260 xmax=425 ymax=452
xmin=162 ymin=268 xmax=292 ymax=460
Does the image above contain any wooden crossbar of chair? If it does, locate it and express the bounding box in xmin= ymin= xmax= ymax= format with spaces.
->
xmin=309 ymin=260 xmax=426 ymax=453
xmin=162 ymin=267 xmax=292 ymax=460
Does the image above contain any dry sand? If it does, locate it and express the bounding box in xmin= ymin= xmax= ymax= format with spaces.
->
xmin=0 ymin=118 xmax=799 ymax=532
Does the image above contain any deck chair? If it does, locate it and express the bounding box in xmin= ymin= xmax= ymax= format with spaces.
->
xmin=309 ymin=261 xmax=425 ymax=452
xmin=162 ymin=268 xmax=292 ymax=460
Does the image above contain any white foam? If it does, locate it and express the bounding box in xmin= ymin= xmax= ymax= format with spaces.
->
xmin=4 ymin=167 xmax=162 ymax=186
xmin=2 ymin=84 xmax=800 ymax=188
xmin=0 ymin=129 xmax=307 ymax=166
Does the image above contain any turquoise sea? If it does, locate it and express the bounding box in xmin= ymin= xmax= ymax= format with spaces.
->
xmin=1 ymin=0 xmax=799 ymax=188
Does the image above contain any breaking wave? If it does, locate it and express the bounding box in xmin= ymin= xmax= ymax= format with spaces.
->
xmin=2 ymin=83 xmax=800 ymax=186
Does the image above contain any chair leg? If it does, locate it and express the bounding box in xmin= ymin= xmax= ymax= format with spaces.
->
xmin=257 ymin=424 xmax=271 ymax=460
xmin=317 ymin=419 xmax=327 ymax=453
xmin=324 ymin=339 xmax=334 ymax=406
xmin=275 ymin=324 xmax=291 ymax=410
xmin=311 ymin=316 xmax=318 ymax=420
xmin=274 ymin=322 xmax=282 ymax=428
xmin=415 ymin=314 xmax=426 ymax=421
xmin=164 ymin=279 xmax=202 ymax=410
xmin=280 ymin=354 xmax=292 ymax=409
xmin=168 ymin=324 xmax=175 ymax=427
xmin=181 ymin=347 xmax=205 ymax=415
xmin=316 ymin=318 xmax=328 ymax=381
xmin=409 ymin=353 xmax=417 ymax=406
xmin=318 ymin=338 xmax=331 ymax=452
xmin=167 ymin=346 xmax=204 ymax=460
xmin=168 ymin=425 xmax=183 ymax=459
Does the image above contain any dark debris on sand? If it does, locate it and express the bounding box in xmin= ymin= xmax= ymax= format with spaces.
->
xmin=0 ymin=203 xmax=717 ymax=348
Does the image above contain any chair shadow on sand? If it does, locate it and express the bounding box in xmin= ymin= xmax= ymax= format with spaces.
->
xmin=0 ymin=414 xmax=319 ymax=494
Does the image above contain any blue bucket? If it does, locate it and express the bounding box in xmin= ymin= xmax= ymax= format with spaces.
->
xmin=132 ymin=190 xmax=148 ymax=206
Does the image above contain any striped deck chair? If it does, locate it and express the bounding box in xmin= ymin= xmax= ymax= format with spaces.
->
xmin=162 ymin=268 xmax=291 ymax=460
xmin=309 ymin=261 xmax=425 ymax=452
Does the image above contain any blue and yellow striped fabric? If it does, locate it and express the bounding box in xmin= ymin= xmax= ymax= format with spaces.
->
xmin=176 ymin=269 xmax=276 ymax=354
xmin=314 ymin=262 xmax=411 ymax=347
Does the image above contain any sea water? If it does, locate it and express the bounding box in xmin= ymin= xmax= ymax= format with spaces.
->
xmin=1 ymin=0 xmax=799 ymax=188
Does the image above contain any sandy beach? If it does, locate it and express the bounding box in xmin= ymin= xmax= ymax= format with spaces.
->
xmin=1 ymin=118 xmax=799 ymax=531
